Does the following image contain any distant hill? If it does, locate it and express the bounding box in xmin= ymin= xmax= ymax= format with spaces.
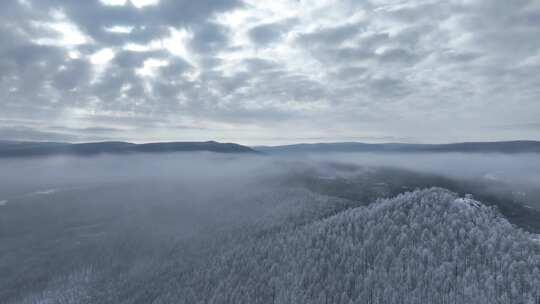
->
xmin=0 ymin=141 xmax=257 ymax=157
xmin=255 ymin=140 xmax=540 ymax=154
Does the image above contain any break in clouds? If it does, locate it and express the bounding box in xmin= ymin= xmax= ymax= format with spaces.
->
xmin=1 ymin=0 xmax=540 ymax=143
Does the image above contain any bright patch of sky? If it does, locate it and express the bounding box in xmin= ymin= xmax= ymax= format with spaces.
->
xmin=31 ymin=10 xmax=90 ymax=46
xmin=105 ymin=25 xmax=134 ymax=34
xmin=90 ymin=48 xmax=115 ymax=65
xmin=100 ymin=0 xmax=159 ymax=8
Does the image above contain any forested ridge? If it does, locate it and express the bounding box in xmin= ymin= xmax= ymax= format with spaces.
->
xmin=160 ymin=188 xmax=540 ymax=304
xmin=10 ymin=188 xmax=540 ymax=304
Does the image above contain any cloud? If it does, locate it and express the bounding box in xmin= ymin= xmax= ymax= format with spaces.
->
xmin=53 ymin=59 xmax=92 ymax=91
xmin=494 ymin=122 xmax=540 ymax=131
xmin=0 ymin=126 xmax=111 ymax=142
xmin=296 ymin=21 xmax=364 ymax=47
xmin=0 ymin=0 xmax=539 ymax=143
xmin=248 ymin=18 xmax=297 ymax=46
xmin=188 ymin=22 xmax=230 ymax=54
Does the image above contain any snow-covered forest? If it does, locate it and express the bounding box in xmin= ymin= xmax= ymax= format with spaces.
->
xmin=155 ymin=188 xmax=540 ymax=304
xmin=10 ymin=187 xmax=540 ymax=304
xmin=2 ymin=155 xmax=540 ymax=304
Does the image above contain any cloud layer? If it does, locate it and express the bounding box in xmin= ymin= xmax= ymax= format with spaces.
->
xmin=1 ymin=0 xmax=539 ymax=144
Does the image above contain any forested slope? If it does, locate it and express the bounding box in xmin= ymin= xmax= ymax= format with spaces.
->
xmin=10 ymin=188 xmax=540 ymax=304
xmin=159 ymin=188 xmax=540 ymax=304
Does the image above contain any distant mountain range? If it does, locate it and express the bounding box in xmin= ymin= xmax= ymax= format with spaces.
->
xmin=0 ymin=141 xmax=257 ymax=157
xmin=255 ymin=140 xmax=540 ymax=154
xmin=1 ymin=140 xmax=539 ymax=158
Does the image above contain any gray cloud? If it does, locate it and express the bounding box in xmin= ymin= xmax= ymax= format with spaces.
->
xmin=248 ymin=18 xmax=297 ymax=46
xmin=189 ymin=22 xmax=230 ymax=54
xmin=53 ymin=59 xmax=92 ymax=91
xmin=377 ymin=48 xmax=419 ymax=64
xmin=296 ymin=22 xmax=364 ymax=47
xmin=493 ymin=123 xmax=540 ymax=131
xmin=0 ymin=125 xmax=112 ymax=142
xmin=50 ymin=126 xmax=124 ymax=134
xmin=114 ymin=50 xmax=167 ymax=68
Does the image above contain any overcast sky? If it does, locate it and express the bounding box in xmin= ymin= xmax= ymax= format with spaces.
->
xmin=0 ymin=0 xmax=539 ymax=144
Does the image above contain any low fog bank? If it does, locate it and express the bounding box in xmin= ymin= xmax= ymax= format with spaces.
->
xmin=304 ymin=152 xmax=540 ymax=196
xmin=1 ymin=151 xmax=540 ymax=212
xmin=301 ymin=152 xmax=540 ymax=184
xmin=0 ymin=153 xmax=276 ymax=199
xmin=1 ymin=151 xmax=539 ymax=212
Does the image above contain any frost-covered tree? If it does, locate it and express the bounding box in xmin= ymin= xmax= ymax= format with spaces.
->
xmin=153 ymin=188 xmax=540 ymax=304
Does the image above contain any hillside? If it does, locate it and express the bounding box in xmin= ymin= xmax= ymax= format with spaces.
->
xmin=155 ymin=188 xmax=540 ymax=304
xmin=256 ymin=141 xmax=540 ymax=154
xmin=0 ymin=141 xmax=257 ymax=157
xmin=7 ymin=185 xmax=540 ymax=304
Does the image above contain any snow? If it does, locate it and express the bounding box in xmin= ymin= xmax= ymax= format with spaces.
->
xmin=453 ymin=197 xmax=482 ymax=209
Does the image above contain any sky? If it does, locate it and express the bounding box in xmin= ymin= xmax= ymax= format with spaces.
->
xmin=0 ymin=0 xmax=539 ymax=145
